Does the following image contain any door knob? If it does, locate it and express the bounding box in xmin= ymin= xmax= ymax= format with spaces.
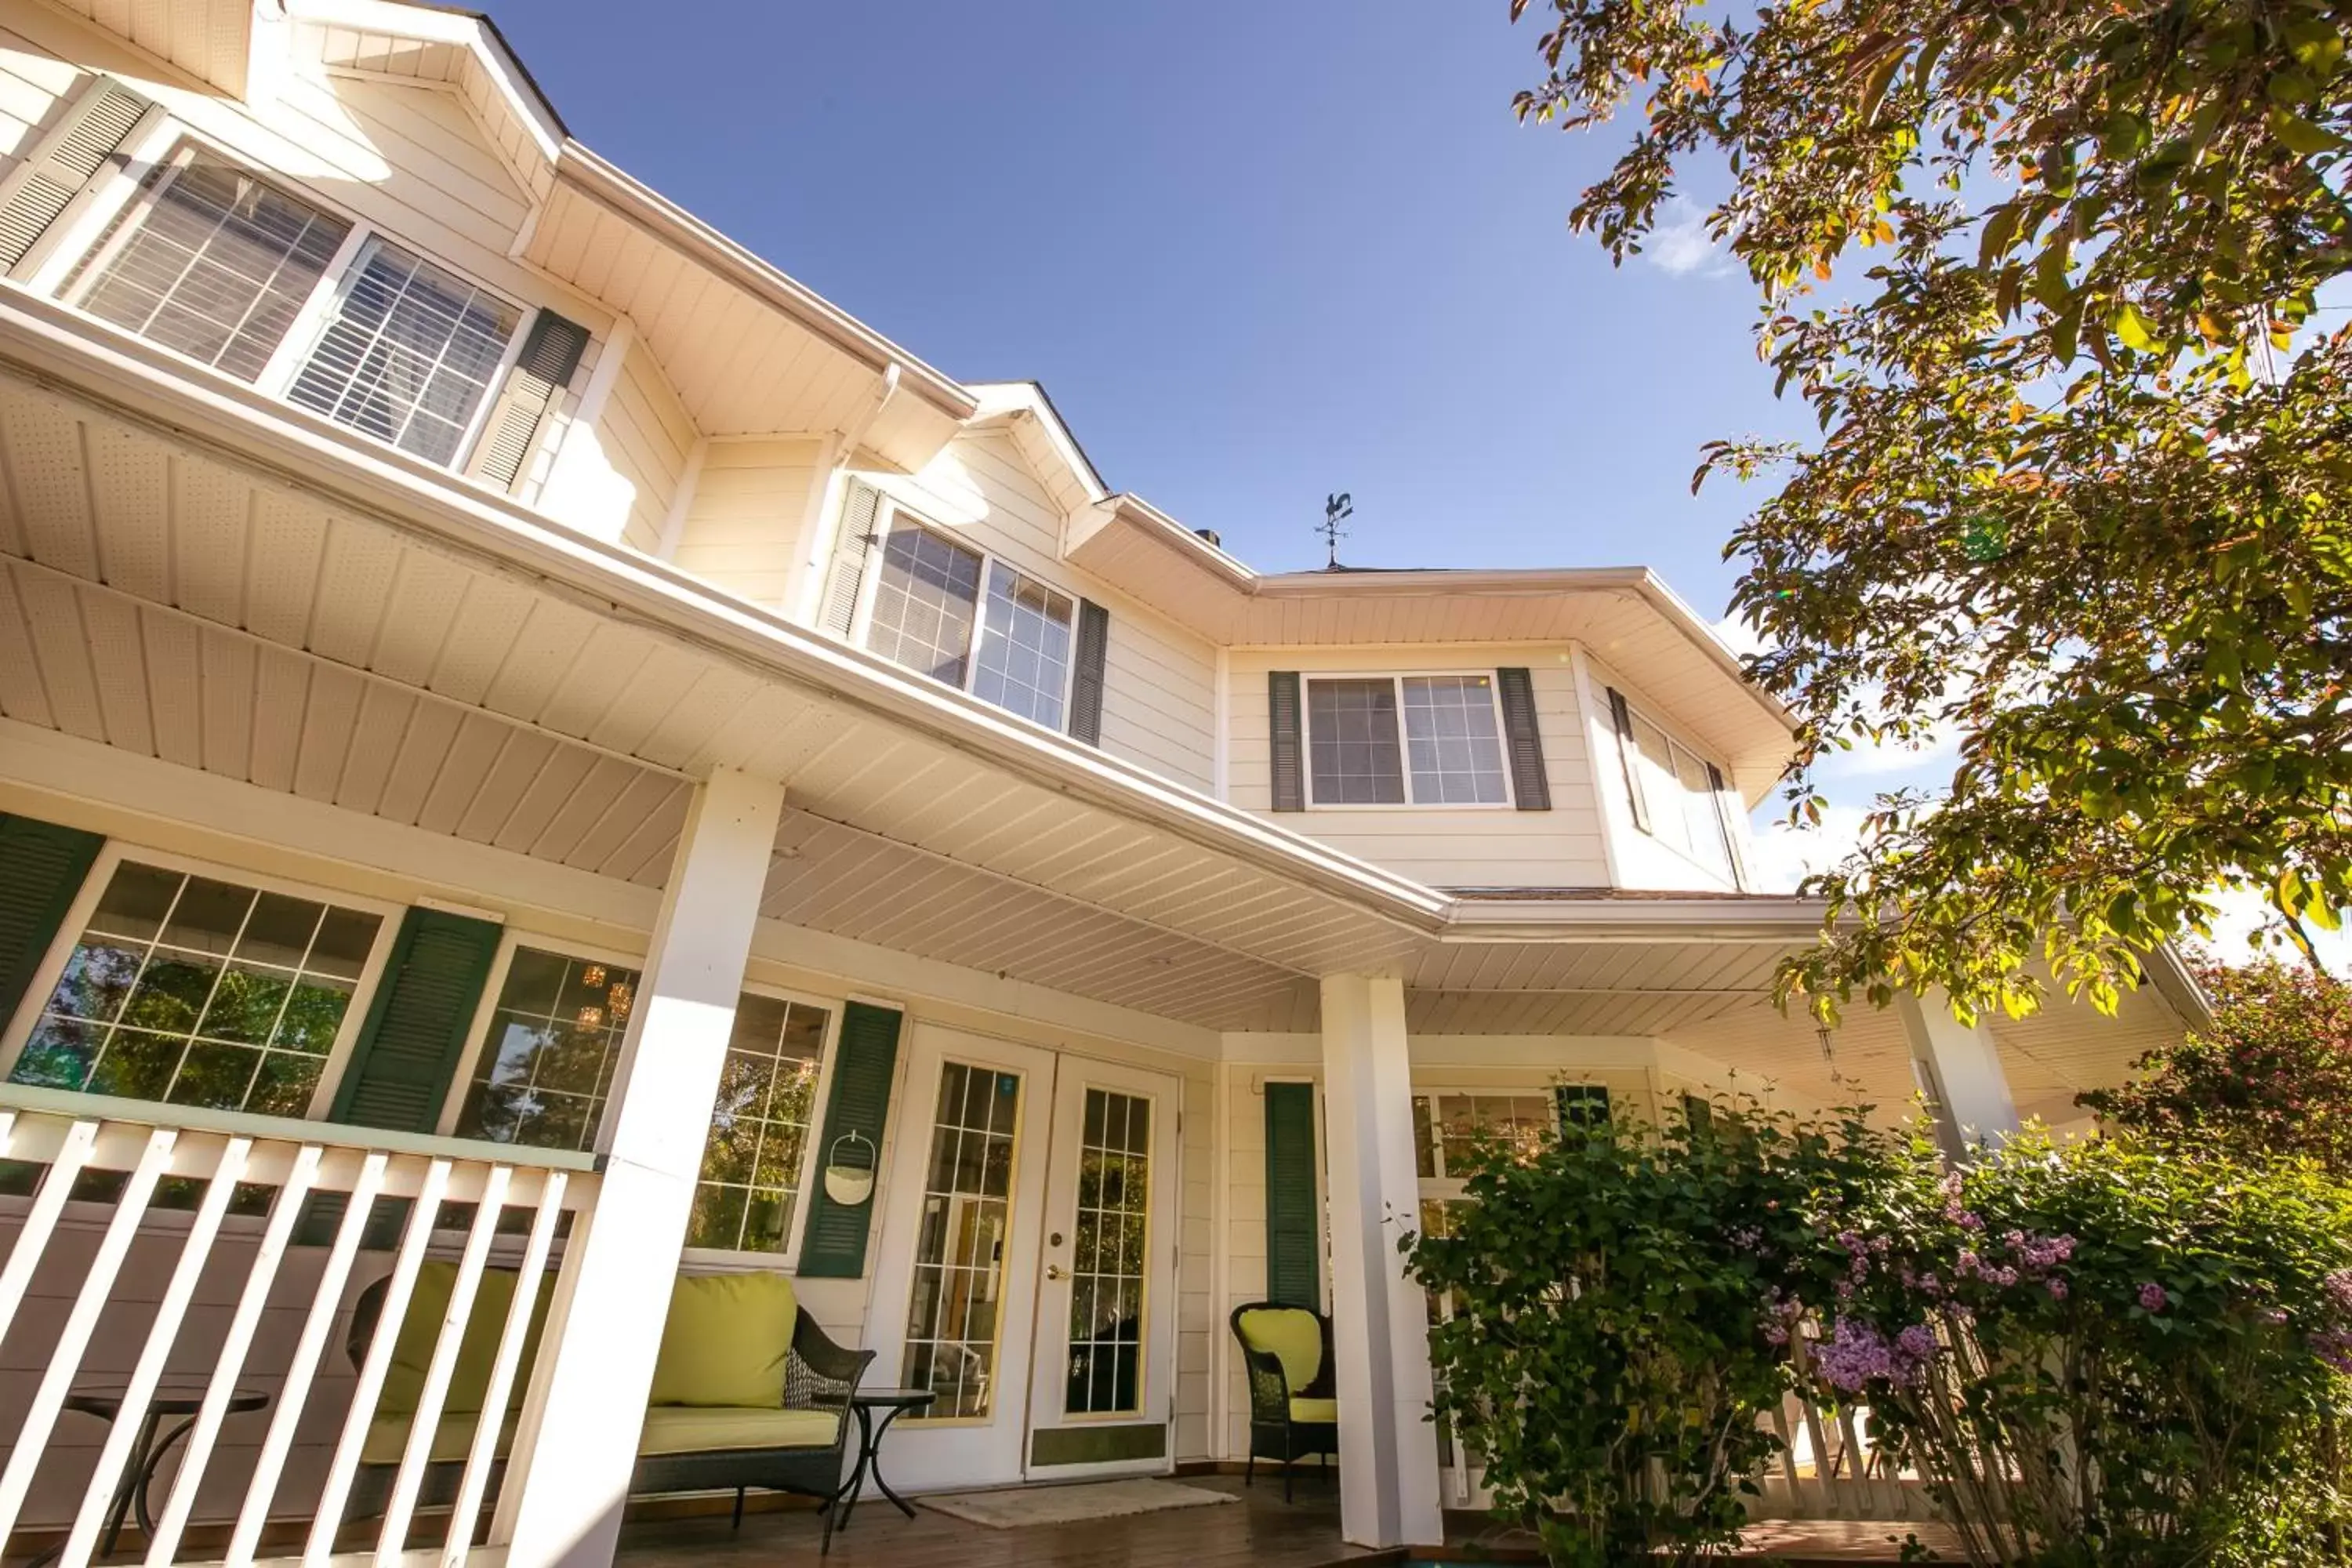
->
xmin=1045 ymin=1264 xmax=1065 ymax=1281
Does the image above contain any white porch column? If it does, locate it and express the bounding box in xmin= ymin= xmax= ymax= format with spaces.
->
xmin=1896 ymin=988 xmax=2020 ymax=1159
xmin=499 ymin=767 xmax=785 ymax=1568
xmin=1318 ymin=974 xmax=1444 ymax=1550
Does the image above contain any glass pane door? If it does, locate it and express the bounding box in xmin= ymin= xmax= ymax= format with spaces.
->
xmin=900 ymin=1060 xmax=1023 ymax=1420
xmin=1025 ymin=1060 xmax=1181 ymax=1478
xmin=862 ymin=1026 xmax=1054 ymax=1491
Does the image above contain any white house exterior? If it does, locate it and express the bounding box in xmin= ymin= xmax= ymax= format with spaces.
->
xmin=0 ymin=4 xmax=2205 ymax=1565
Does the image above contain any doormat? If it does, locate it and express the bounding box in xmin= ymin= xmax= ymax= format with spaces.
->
xmin=920 ymin=1478 xmax=1237 ymax=1529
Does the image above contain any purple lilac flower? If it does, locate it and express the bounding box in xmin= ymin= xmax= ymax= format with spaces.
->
xmin=2047 ymin=1278 xmax=2068 ymax=1301
xmin=2139 ymin=1283 xmax=2169 ymax=1313
xmin=1815 ymin=1317 xmax=1936 ymax=1393
xmin=2326 ymin=1269 xmax=2352 ymax=1315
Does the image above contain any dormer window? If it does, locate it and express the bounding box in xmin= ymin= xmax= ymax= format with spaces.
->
xmin=53 ymin=137 xmax=525 ymax=471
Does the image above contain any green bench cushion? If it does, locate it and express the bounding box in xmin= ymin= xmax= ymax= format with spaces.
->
xmin=1287 ymin=1396 xmax=1338 ymax=1424
xmin=378 ymin=1261 xmax=554 ymax=1420
xmin=360 ymin=1405 xmax=840 ymax=1466
xmin=648 ymin=1270 xmax=800 ymax=1408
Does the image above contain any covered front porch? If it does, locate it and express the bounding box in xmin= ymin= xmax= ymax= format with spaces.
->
xmin=0 ymin=338 xmax=2197 ymax=1567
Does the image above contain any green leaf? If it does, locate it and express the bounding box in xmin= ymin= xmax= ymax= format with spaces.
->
xmin=2112 ymin=303 xmax=2158 ymax=351
xmin=2267 ymin=107 xmax=2347 ymax=156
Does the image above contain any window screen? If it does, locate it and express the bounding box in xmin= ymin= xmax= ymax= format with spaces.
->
xmin=1306 ymin=678 xmax=1406 ymax=804
xmin=971 ymin=563 xmax=1074 ymax=728
xmin=286 ymin=235 xmax=520 ymax=466
xmin=866 ymin=522 xmax=984 ymax=687
xmin=74 ymin=148 xmax=349 ymax=383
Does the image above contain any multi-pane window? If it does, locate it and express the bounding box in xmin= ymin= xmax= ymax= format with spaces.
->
xmin=1306 ymin=674 xmax=1510 ymax=807
xmin=71 ymin=147 xmax=350 ymax=383
xmin=1307 ymin=679 xmax=1404 ymax=804
xmin=285 ymin=236 xmax=521 ymax=466
xmin=688 ymin=994 xmax=830 ymax=1254
xmin=973 ymin=564 xmax=1075 ymax=728
xmin=867 ymin=523 xmax=984 ymax=687
xmin=1065 ymin=1088 xmax=1152 ymax=1416
xmin=1622 ymin=706 xmax=1739 ymax=882
xmin=862 ymin=513 xmax=1079 ymax=728
xmin=60 ymin=146 xmax=525 ymax=471
xmin=453 ymin=948 xmax=642 ymax=1152
xmin=1410 ymin=1093 xmax=1558 ymax=1180
xmin=9 ymin=862 xmax=381 ymax=1116
xmin=900 ymin=1061 xmax=1023 ymax=1421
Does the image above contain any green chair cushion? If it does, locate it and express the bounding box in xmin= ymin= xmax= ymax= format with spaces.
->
xmin=359 ymin=1405 xmax=840 ymax=1467
xmin=637 ymin=1406 xmax=840 ymax=1455
xmin=1288 ymin=1396 xmax=1338 ymax=1425
xmin=377 ymin=1261 xmax=554 ymax=1420
xmin=1236 ymin=1307 xmax=1323 ymax=1393
xmin=648 ymin=1270 xmax=799 ymax=1408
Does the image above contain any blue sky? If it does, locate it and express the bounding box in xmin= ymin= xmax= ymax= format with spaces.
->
xmin=488 ymin=0 xmax=1798 ymax=591
xmin=495 ymin=0 xmax=2303 ymax=934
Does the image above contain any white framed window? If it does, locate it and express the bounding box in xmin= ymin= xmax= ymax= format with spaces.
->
xmin=0 ymin=844 xmax=400 ymax=1119
xmin=857 ymin=503 xmax=1079 ymax=730
xmin=445 ymin=935 xmax=644 ymax=1152
xmin=684 ymin=986 xmax=839 ymax=1261
xmin=1616 ymin=697 xmax=1740 ymax=883
xmin=53 ymin=135 xmax=528 ymax=473
xmin=1305 ymin=673 xmax=1511 ymax=808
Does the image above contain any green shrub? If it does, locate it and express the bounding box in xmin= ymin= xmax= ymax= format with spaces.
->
xmin=1403 ymin=1100 xmax=1918 ymax=1568
xmin=1818 ymin=1131 xmax=2352 ymax=1566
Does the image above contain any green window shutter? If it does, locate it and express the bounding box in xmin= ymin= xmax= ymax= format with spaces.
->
xmin=1067 ymin=598 xmax=1110 ymax=746
xmin=818 ymin=481 xmax=883 ymax=638
xmin=796 ymin=1000 xmax=905 ymax=1278
xmin=0 ymin=76 xmax=151 ymax=274
xmin=0 ymin=815 xmax=103 ymax=1033
xmin=1263 ymin=1081 xmax=1320 ymax=1309
xmin=470 ymin=310 xmax=590 ymax=493
xmin=328 ymin=908 xmax=503 ymax=1133
xmin=1494 ymin=667 xmax=1551 ymax=811
xmin=1267 ymin=672 xmax=1304 ymax=812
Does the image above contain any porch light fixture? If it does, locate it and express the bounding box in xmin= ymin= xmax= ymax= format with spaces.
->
xmin=577 ymin=1004 xmax=604 ymax=1029
xmin=580 ymin=964 xmax=608 ymax=989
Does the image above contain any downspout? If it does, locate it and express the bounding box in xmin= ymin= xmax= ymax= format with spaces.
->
xmin=786 ymin=362 xmax=901 ymax=625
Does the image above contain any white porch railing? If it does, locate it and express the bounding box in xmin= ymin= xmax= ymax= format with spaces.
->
xmin=0 ymin=1083 xmax=601 ymax=1568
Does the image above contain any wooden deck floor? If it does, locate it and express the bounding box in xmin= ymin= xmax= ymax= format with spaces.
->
xmin=609 ymin=1475 xmax=1961 ymax=1567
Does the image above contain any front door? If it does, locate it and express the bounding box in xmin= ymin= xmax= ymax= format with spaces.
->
xmin=1023 ymin=1058 xmax=1181 ymax=1479
xmin=864 ymin=1025 xmax=1056 ymax=1490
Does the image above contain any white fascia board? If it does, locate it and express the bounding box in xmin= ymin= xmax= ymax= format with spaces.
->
xmin=965 ymin=382 xmax=1110 ymax=503
xmin=0 ymin=291 xmax=1446 ymax=928
xmin=552 ymin=145 xmax=975 ymax=424
xmin=1439 ymin=895 xmax=1832 ymax=945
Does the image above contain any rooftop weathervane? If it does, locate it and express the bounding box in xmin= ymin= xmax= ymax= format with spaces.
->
xmin=1319 ymin=492 xmax=1352 ymax=570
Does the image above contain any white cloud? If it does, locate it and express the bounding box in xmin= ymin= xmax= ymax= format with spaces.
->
xmin=1646 ymin=198 xmax=1734 ymax=278
xmin=2194 ymin=885 xmax=2352 ymax=975
xmin=1746 ymin=803 xmax=1869 ymax=894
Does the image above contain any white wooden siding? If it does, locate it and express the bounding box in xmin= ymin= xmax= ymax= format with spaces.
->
xmin=598 ymin=342 xmax=699 ymax=557
xmin=1226 ymin=646 xmax=1611 ymax=889
xmin=0 ymin=34 xmax=79 ymax=177
xmin=670 ymin=438 xmax=822 ymax=607
xmin=858 ymin=429 xmax=1218 ymax=791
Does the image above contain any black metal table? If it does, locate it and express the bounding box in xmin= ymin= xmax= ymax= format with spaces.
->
xmin=35 ymin=1383 xmax=272 ymax=1563
xmin=828 ymin=1386 xmax=935 ymax=1530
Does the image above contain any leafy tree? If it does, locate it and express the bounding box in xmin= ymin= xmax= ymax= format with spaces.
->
xmin=1507 ymin=0 xmax=2352 ymax=1021
xmin=2082 ymin=959 xmax=2352 ymax=1174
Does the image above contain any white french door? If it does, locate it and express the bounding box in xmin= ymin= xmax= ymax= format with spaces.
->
xmin=864 ymin=1025 xmax=1056 ymax=1490
xmin=1022 ymin=1058 xmax=1181 ymax=1479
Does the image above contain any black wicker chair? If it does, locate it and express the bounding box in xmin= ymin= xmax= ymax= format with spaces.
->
xmin=1229 ymin=1301 xmax=1338 ymax=1500
xmin=344 ymin=1267 xmax=872 ymax=1553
